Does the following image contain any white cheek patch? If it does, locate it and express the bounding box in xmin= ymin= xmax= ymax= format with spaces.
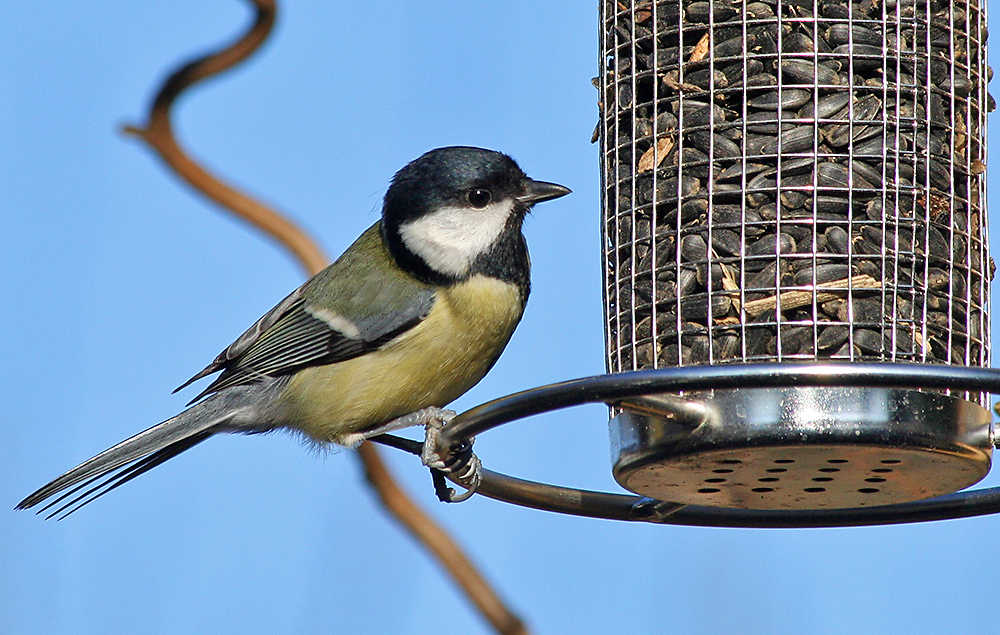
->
xmin=398 ymin=199 xmax=515 ymax=277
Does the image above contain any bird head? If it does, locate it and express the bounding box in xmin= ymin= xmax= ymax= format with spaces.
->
xmin=381 ymin=146 xmax=570 ymax=284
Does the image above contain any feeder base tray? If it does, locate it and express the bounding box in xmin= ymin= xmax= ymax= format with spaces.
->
xmin=611 ymin=387 xmax=993 ymax=510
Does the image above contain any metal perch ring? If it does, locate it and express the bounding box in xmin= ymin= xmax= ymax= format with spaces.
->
xmin=427 ymin=362 xmax=1000 ymax=528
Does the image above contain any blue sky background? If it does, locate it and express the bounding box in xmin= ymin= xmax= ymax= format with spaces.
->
xmin=3 ymin=2 xmax=1000 ymax=634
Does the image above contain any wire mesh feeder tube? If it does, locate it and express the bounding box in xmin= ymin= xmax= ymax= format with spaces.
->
xmin=598 ymin=0 xmax=993 ymax=509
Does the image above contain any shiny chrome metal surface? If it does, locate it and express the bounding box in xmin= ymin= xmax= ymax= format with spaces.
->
xmin=611 ymin=387 xmax=993 ymax=509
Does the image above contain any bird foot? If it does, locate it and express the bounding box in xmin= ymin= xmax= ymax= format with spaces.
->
xmin=421 ymin=412 xmax=481 ymax=503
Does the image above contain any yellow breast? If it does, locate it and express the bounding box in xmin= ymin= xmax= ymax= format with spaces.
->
xmin=281 ymin=275 xmax=525 ymax=444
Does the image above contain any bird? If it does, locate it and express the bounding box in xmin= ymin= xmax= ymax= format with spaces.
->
xmin=17 ymin=146 xmax=570 ymax=518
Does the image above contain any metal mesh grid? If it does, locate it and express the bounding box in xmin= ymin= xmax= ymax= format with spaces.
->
xmin=600 ymin=0 xmax=991 ymax=386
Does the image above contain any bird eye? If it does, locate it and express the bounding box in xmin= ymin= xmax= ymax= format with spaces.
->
xmin=467 ymin=189 xmax=492 ymax=209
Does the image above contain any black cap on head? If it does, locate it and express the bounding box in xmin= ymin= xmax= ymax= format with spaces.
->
xmin=383 ymin=147 xmax=527 ymax=224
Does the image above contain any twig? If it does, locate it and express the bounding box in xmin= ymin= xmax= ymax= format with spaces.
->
xmin=358 ymin=443 xmax=527 ymax=635
xmin=122 ymin=2 xmax=528 ymax=633
xmin=122 ymin=0 xmax=327 ymax=276
xmin=742 ymin=274 xmax=881 ymax=317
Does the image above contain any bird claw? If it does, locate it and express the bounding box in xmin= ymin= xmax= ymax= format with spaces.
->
xmin=439 ymin=453 xmax=481 ymax=502
xmin=420 ymin=412 xmax=457 ymax=470
xmin=421 ymin=414 xmax=481 ymax=503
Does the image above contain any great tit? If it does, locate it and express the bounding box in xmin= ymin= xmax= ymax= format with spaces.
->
xmin=18 ymin=146 xmax=570 ymax=517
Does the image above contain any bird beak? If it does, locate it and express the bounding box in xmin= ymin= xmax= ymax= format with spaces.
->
xmin=517 ymin=179 xmax=572 ymax=205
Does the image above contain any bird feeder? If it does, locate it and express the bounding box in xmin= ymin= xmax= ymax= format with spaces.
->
xmin=394 ymin=0 xmax=1000 ymax=528
xmin=600 ymin=0 xmax=993 ymax=510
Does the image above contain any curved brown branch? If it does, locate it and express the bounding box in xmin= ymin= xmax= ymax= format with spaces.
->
xmin=357 ymin=442 xmax=528 ymax=635
xmin=123 ymin=1 xmax=529 ymax=633
xmin=123 ymin=0 xmax=328 ymax=276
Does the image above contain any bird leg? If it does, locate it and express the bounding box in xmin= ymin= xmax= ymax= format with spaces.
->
xmin=353 ymin=406 xmax=456 ymax=445
xmin=361 ymin=407 xmax=481 ymax=502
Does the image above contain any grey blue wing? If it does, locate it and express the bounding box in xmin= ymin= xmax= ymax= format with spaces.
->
xmin=185 ymin=295 xmax=432 ymax=402
xmin=176 ymin=224 xmax=437 ymax=403
xmin=174 ymin=285 xmax=307 ymax=394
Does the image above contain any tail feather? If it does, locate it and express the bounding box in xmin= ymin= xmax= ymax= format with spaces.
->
xmin=17 ymin=398 xmax=248 ymax=515
xmin=35 ymin=431 xmax=215 ymax=520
